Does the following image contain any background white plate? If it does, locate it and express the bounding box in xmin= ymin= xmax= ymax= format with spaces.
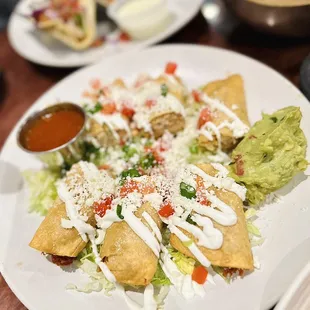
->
xmin=8 ymin=0 xmax=202 ymax=67
xmin=0 ymin=44 xmax=310 ymax=310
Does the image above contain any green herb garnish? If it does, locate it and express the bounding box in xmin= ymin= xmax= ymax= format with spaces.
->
xmin=186 ymin=214 xmax=197 ymax=225
xmin=122 ymin=145 xmax=137 ymax=159
xmin=180 ymin=182 xmax=196 ymax=199
xmin=82 ymin=142 xmax=100 ymax=162
xmin=83 ymin=102 xmax=102 ymax=114
xmin=116 ymin=205 xmax=124 ymax=220
xmin=139 ymin=152 xmax=156 ymax=169
xmin=189 ymin=143 xmax=199 ymax=154
xmin=144 ymin=139 xmax=153 ymax=148
xmin=74 ymin=14 xmax=83 ymax=29
xmin=270 ymin=116 xmax=278 ymax=123
xmin=120 ymin=168 xmax=141 ymax=180
xmin=161 ymin=84 xmax=168 ymax=97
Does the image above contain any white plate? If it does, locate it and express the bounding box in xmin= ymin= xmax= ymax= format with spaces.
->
xmin=7 ymin=0 xmax=202 ymax=67
xmin=0 ymin=44 xmax=310 ymax=310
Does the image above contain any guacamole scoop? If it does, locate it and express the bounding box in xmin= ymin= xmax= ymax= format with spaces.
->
xmin=229 ymin=106 xmax=308 ymax=205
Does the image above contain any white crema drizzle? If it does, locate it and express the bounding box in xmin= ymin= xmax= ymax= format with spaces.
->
xmin=57 ymin=163 xmax=116 ymax=282
xmin=132 ymin=81 xmax=185 ymax=133
xmin=92 ymin=112 xmax=131 ymax=141
xmin=160 ymin=164 xmax=246 ymax=275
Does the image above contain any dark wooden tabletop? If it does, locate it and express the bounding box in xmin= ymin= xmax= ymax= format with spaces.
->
xmin=1 ymin=4 xmax=310 ymax=310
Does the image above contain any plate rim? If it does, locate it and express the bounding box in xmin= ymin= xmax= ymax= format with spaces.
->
xmin=7 ymin=0 xmax=203 ymax=68
xmin=1 ymin=43 xmax=309 ymax=310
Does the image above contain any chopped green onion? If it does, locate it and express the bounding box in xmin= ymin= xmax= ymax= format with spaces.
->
xmin=186 ymin=214 xmax=197 ymax=225
xmin=161 ymin=84 xmax=168 ymax=97
xmin=83 ymin=102 xmax=102 ymax=114
xmin=119 ymin=168 xmax=141 ymax=185
xmin=122 ymin=145 xmax=137 ymax=159
xmin=144 ymin=139 xmax=153 ymax=148
xmin=120 ymin=168 xmax=141 ymax=179
xmin=82 ymin=142 xmax=100 ymax=162
xmin=74 ymin=14 xmax=83 ymax=29
xmin=189 ymin=144 xmax=199 ymax=154
xmin=116 ymin=205 xmax=124 ymax=220
xmin=139 ymin=153 xmax=156 ymax=169
xmin=180 ymin=182 xmax=196 ymax=199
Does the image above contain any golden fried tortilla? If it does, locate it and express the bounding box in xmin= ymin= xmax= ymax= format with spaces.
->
xmin=29 ymin=198 xmax=86 ymax=257
xmin=155 ymin=74 xmax=188 ymax=105
xmin=170 ymin=163 xmax=254 ymax=270
xmin=198 ymin=74 xmax=250 ymax=152
xmin=100 ymin=203 xmax=162 ymax=286
xmin=29 ymin=162 xmax=112 ymax=256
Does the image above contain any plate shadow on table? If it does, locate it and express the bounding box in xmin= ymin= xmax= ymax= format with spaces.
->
xmin=0 ymin=160 xmax=23 ymax=194
xmin=275 ymin=172 xmax=308 ymax=197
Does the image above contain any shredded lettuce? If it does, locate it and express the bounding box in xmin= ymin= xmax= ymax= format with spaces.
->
xmin=68 ymin=243 xmax=115 ymax=294
xmin=245 ymin=208 xmax=265 ymax=246
xmin=23 ymin=169 xmax=59 ymax=215
xmin=38 ymin=151 xmax=64 ymax=169
xmin=168 ymin=247 xmax=196 ymax=275
xmin=77 ymin=243 xmax=96 ymax=263
xmin=154 ymin=286 xmax=170 ymax=310
xmin=67 ymin=260 xmax=115 ymax=294
xmin=151 ymin=264 xmax=171 ymax=286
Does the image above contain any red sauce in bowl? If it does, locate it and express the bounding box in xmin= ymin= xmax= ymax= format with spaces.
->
xmin=22 ymin=107 xmax=85 ymax=152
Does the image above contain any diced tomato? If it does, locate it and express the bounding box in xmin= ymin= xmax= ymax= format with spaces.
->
xmin=156 ymin=137 xmax=170 ymax=152
xmin=90 ymin=79 xmax=101 ymax=90
xmin=120 ymin=180 xmax=139 ymax=198
xmin=82 ymin=90 xmax=91 ymax=98
xmin=98 ymin=164 xmax=110 ymax=170
xmin=165 ymin=62 xmax=177 ymax=75
xmin=192 ymin=266 xmax=208 ymax=284
xmin=121 ymin=105 xmax=135 ymax=119
xmin=158 ymin=201 xmax=175 ymax=217
xmin=93 ymin=195 xmax=114 ymax=217
xmin=101 ymin=103 xmax=117 ymax=115
xmin=145 ymin=99 xmax=157 ymax=108
xmin=192 ymin=90 xmax=202 ymax=102
xmin=199 ymin=196 xmax=211 ymax=206
xmin=158 ymin=143 xmax=167 ymax=152
xmin=139 ymin=183 xmax=156 ymax=195
xmin=71 ymin=0 xmax=80 ymax=10
xmin=51 ymin=255 xmax=74 ymax=266
xmin=197 ymin=107 xmax=212 ymax=129
xmin=235 ymin=155 xmax=244 ymax=176
xmin=152 ymin=149 xmax=164 ymax=164
xmin=119 ymin=31 xmax=131 ymax=42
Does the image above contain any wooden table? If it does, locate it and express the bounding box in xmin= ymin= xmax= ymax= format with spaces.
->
xmin=1 ymin=7 xmax=310 ymax=310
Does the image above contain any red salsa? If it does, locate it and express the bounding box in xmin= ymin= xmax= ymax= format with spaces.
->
xmin=23 ymin=109 xmax=84 ymax=152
